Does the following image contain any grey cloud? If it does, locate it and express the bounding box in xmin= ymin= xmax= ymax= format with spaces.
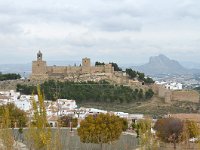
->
xmin=0 ymin=0 xmax=144 ymax=32
xmin=0 ymin=22 xmax=22 ymax=34
xmin=176 ymin=1 xmax=200 ymax=19
xmin=95 ymin=15 xmax=142 ymax=32
xmin=0 ymin=0 xmax=200 ymax=64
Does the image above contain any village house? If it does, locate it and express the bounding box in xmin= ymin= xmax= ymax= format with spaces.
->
xmin=57 ymin=99 xmax=77 ymax=110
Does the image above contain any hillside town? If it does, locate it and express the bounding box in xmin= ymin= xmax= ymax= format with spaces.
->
xmin=0 ymin=90 xmax=144 ymax=128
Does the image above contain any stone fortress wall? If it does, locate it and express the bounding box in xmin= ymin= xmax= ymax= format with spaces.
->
xmin=171 ymin=90 xmax=200 ymax=103
xmin=31 ymin=52 xmax=147 ymax=88
xmin=31 ymin=51 xmax=200 ymax=104
xmin=31 ymin=51 xmax=114 ymax=80
xmin=152 ymin=84 xmax=200 ymax=103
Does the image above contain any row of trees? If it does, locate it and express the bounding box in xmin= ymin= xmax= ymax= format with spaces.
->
xmin=78 ymin=114 xmax=198 ymax=149
xmin=131 ymin=117 xmax=200 ymax=149
xmin=95 ymin=62 xmax=105 ymax=66
xmin=16 ymin=80 xmax=154 ymax=104
xmin=0 ymin=73 xmax=21 ymax=81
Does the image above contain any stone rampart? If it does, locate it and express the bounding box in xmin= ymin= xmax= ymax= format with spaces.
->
xmin=32 ymin=61 xmax=47 ymax=74
xmin=171 ymin=90 xmax=200 ymax=103
xmin=156 ymin=85 xmax=200 ymax=103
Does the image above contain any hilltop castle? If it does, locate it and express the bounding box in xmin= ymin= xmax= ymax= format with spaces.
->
xmin=30 ymin=51 xmax=114 ymax=80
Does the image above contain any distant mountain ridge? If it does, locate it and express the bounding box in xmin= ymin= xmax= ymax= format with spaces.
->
xmin=1 ymin=55 xmax=200 ymax=76
xmin=132 ymin=54 xmax=191 ymax=75
xmin=180 ymin=61 xmax=200 ymax=69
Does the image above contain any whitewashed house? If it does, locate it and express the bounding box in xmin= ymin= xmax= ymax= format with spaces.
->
xmin=87 ymin=108 xmax=107 ymax=115
xmin=47 ymin=116 xmax=58 ymax=127
xmin=128 ymin=114 xmax=144 ymax=120
xmin=57 ymin=99 xmax=77 ymax=110
xmin=15 ymin=99 xmax=31 ymax=111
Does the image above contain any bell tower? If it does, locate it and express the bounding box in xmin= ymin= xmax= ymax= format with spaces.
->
xmin=37 ymin=50 xmax=43 ymax=61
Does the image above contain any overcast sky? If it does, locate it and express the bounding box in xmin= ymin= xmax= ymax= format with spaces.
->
xmin=0 ymin=0 xmax=200 ymax=65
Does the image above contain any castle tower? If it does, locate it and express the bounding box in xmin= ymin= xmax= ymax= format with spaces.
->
xmin=82 ymin=58 xmax=91 ymax=67
xmin=82 ymin=58 xmax=91 ymax=74
xmin=165 ymin=91 xmax=172 ymax=103
xmin=31 ymin=51 xmax=48 ymax=80
xmin=104 ymin=64 xmax=114 ymax=74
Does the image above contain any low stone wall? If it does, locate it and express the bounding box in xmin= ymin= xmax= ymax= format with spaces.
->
xmin=171 ymin=90 xmax=200 ymax=103
xmin=156 ymin=85 xmax=200 ymax=103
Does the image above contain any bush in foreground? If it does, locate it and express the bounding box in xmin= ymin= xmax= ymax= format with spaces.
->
xmin=78 ymin=113 xmax=123 ymax=150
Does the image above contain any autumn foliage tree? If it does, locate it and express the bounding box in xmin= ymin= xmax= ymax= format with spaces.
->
xmin=59 ymin=115 xmax=78 ymax=127
xmin=132 ymin=119 xmax=151 ymax=138
xmin=0 ymin=104 xmax=27 ymax=149
xmin=0 ymin=107 xmax=14 ymax=150
xmin=132 ymin=119 xmax=157 ymax=149
xmin=119 ymin=118 xmax=128 ymax=131
xmin=0 ymin=103 xmax=27 ymax=128
xmin=77 ymin=113 xmax=123 ymax=150
xmin=26 ymin=86 xmax=52 ymax=150
xmin=184 ymin=120 xmax=200 ymax=138
xmin=154 ymin=118 xmax=185 ymax=149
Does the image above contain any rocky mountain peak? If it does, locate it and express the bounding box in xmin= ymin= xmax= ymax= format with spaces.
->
xmin=133 ymin=54 xmax=189 ymax=75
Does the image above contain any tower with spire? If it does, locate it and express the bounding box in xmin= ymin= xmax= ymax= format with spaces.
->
xmin=31 ymin=50 xmax=48 ymax=80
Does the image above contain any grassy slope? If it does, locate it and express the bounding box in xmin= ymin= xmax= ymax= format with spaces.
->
xmin=79 ymin=96 xmax=200 ymax=116
xmin=1 ymin=80 xmax=199 ymax=116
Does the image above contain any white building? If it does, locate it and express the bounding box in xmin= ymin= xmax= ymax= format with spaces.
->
xmin=57 ymin=99 xmax=77 ymax=110
xmin=155 ymin=81 xmax=183 ymax=90
xmin=128 ymin=114 xmax=144 ymax=120
xmin=114 ymin=112 xmax=129 ymax=118
xmin=87 ymin=108 xmax=107 ymax=115
xmin=165 ymin=82 xmax=182 ymax=90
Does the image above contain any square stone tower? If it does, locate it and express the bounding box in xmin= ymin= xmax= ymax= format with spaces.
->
xmin=82 ymin=58 xmax=91 ymax=74
xmin=104 ymin=64 xmax=114 ymax=73
xmin=31 ymin=51 xmax=48 ymax=80
xmin=82 ymin=58 xmax=91 ymax=67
